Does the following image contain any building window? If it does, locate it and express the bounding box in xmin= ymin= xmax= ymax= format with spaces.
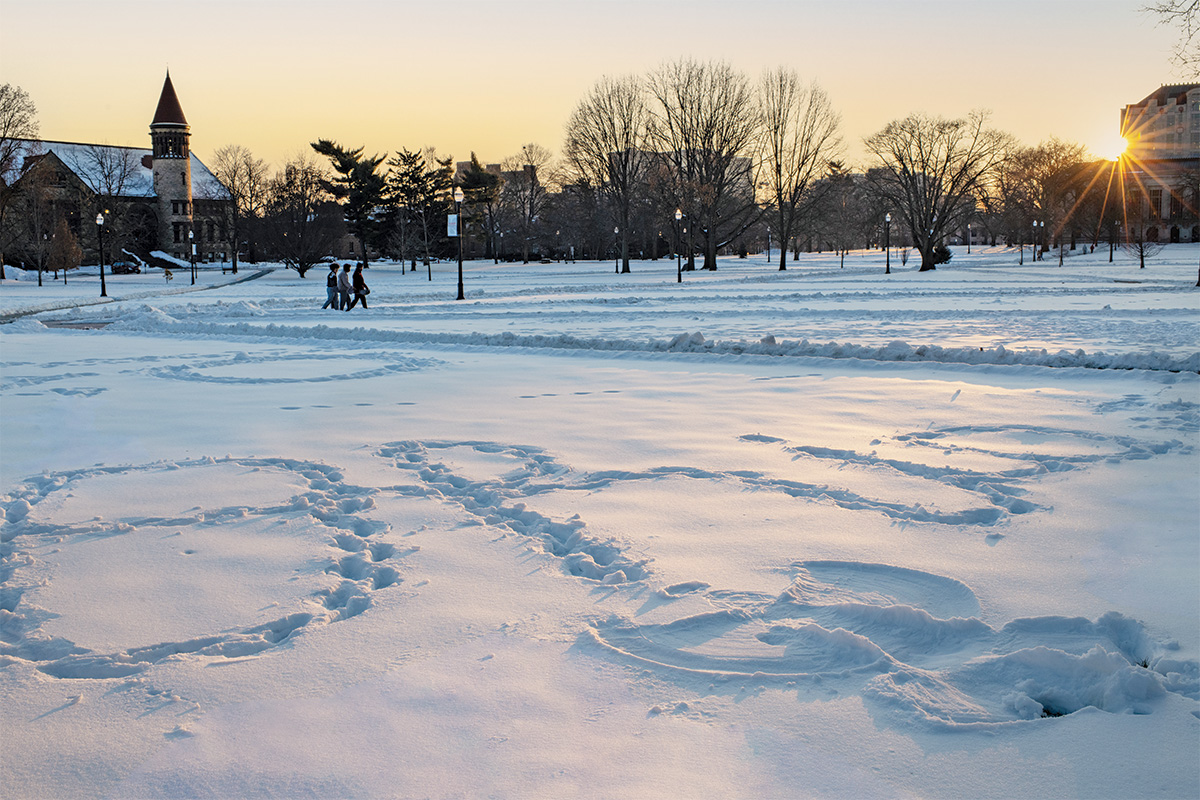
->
xmin=173 ymin=222 xmax=182 ymax=243
xmin=172 ymin=200 xmax=179 ymax=215
xmin=1149 ymin=188 xmax=1163 ymax=218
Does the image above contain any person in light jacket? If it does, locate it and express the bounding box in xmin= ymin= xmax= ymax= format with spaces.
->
xmin=321 ymin=263 xmax=340 ymax=309
xmin=336 ymin=264 xmax=353 ymax=310
xmin=346 ymin=263 xmax=369 ymax=310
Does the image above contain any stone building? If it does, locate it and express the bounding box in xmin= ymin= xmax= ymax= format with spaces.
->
xmin=1119 ymin=83 xmax=1200 ymax=243
xmin=5 ymin=73 xmax=232 ymax=264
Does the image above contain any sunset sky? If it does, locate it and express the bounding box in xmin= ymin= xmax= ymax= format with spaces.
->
xmin=0 ymin=0 xmax=1185 ymax=172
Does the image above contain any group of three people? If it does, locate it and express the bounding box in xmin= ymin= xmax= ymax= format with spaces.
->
xmin=322 ymin=263 xmax=369 ymax=310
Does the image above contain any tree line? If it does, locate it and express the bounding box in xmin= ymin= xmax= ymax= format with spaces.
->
xmin=2 ymin=61 xmax=1196 ymax=282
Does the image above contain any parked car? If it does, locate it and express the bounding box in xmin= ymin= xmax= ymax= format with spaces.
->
xmin=111 ymin=262 xmax=141 ymax=274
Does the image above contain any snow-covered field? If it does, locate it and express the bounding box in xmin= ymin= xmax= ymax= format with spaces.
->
xmin=2 ymin=245 xmax=1198 ymax=799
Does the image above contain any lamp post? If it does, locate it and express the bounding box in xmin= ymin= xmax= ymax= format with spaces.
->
xmin=189 ymin=227 xmax=196 ymax=284
xmin=674 ymin=209 xmax=683 ymax=283
xmin=95 ymin=212 xmax=108 ymax=297
xmin=966 ymin=223 xmax=971 ymax=254
xmin=454 ymin=186 xmax=465 ymax=300
xmin=39 ymin=232 xmax=46 ymax=287
xmin=884 ymin=212 xmax=892 ymax=274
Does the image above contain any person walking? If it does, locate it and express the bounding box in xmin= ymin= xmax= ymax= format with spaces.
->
xmin=346 ymin=263 xmax=370 ymax=310
xmin=336 ymin=263 xmax=353 ymax=311
xmin=321 ymin=263 xmax=340 ymax=309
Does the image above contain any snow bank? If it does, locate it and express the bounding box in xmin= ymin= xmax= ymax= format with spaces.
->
xmin=86 ymin=309 xmax=1200 ymax=373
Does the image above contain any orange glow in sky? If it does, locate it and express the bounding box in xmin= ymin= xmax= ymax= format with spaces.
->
xmin=0 ymin=0 xmax=1182 ymax=171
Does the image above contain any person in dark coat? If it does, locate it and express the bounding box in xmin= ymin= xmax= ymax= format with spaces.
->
xmin=321 ymin=263 xmax=340 ymax=309
xmin=346 ymin=263 xmax=369 ymax=310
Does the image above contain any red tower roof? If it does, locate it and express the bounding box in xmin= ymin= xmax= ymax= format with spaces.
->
xmin=151 ymin=72 xmax=188 ymax=127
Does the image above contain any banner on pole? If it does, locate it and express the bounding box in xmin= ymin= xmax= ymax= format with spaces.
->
xmin=447 ymin=214 xmax=458 ymax=237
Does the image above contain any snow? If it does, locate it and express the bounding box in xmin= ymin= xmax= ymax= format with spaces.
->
xmin=2 ymin=245 xmax=1198 ymax=798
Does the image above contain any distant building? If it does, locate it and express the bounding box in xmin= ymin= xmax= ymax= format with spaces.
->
xmin=1119 ymin=83 xmax=1200 ymax=243
xmin=5 ymin=73 xmax=232 ymax=263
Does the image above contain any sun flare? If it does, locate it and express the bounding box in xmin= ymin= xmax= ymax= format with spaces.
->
xmin=1102 ymin=135 xmax=1128 ymax=161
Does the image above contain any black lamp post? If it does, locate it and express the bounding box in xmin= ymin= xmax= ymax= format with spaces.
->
xmin=189 ymin=227 xmax=196 ymax=284
xmin=95 ymin=212 xmax=108 ymax=297
xmin=884 ymin=212 xmax=891 ymax=274
xmin=614 ymin=226 xmax=620 ymax=274
xmin=454 ymin=186 xmax=465 ymax=300
xmin=39 ymin=233 xmax=46 ymax=287
xmin=674 ymin=209 xmax=683 ymax=283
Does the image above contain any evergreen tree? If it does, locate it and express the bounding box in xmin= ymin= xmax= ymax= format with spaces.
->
xmin=311 ymin=139 xmax=389 ymax=267
xmin=460 ymin=154 xmax=502 ymax=262
xmin=386 ymin=148 xmax=453 ymax=277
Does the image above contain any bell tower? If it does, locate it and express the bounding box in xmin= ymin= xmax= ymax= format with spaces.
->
xmin=149 ymin=71 xmax=192 ymax=256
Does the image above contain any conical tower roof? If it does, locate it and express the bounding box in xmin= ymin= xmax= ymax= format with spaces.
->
xmin=151 ymin=72 xmax=188 ymax=127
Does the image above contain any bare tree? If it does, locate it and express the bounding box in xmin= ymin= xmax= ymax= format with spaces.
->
xmin=564 ymin=75 xmax=649 ymax=273
xmin=47 ymin=217 xmax=81 ymax=277
xmin=501 ymin=143 xmax=553 ymax=263
xmin=997 ymin=138 xmax=1091 ymax=262
xmin=758 ymin=68 xmax=841 ymax=271
xmin=15 ymin=163 xmax=54 ymax=283
xmin=1143 ymin=1 xmax=1200 ymax=68
xmin=77 ymin=144 xmax=141 ymax=260
xmin=646 ymin=59 xmax=762 ymax=270
xmin=261 ymin=154 xmax=342 ymax=277
xmin=210 ymin=144 xmax=269 ymax=272
xmin=865 ymin=111 xmax=1013 ymax=271
xmin=0 ymin=83 xmax=39 ymax=279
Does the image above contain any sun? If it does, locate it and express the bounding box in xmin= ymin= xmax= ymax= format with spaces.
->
xmin=1101 ymin=134 xmax=1128 ymax=161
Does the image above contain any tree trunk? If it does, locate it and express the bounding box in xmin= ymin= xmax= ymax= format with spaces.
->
xmin=919 ymin=245 xmax=936 ymax=271
xmin=621 ymin=208 xmax=631 ymax=273
xmin=702 ymin=231 xmax=717 ymax=270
